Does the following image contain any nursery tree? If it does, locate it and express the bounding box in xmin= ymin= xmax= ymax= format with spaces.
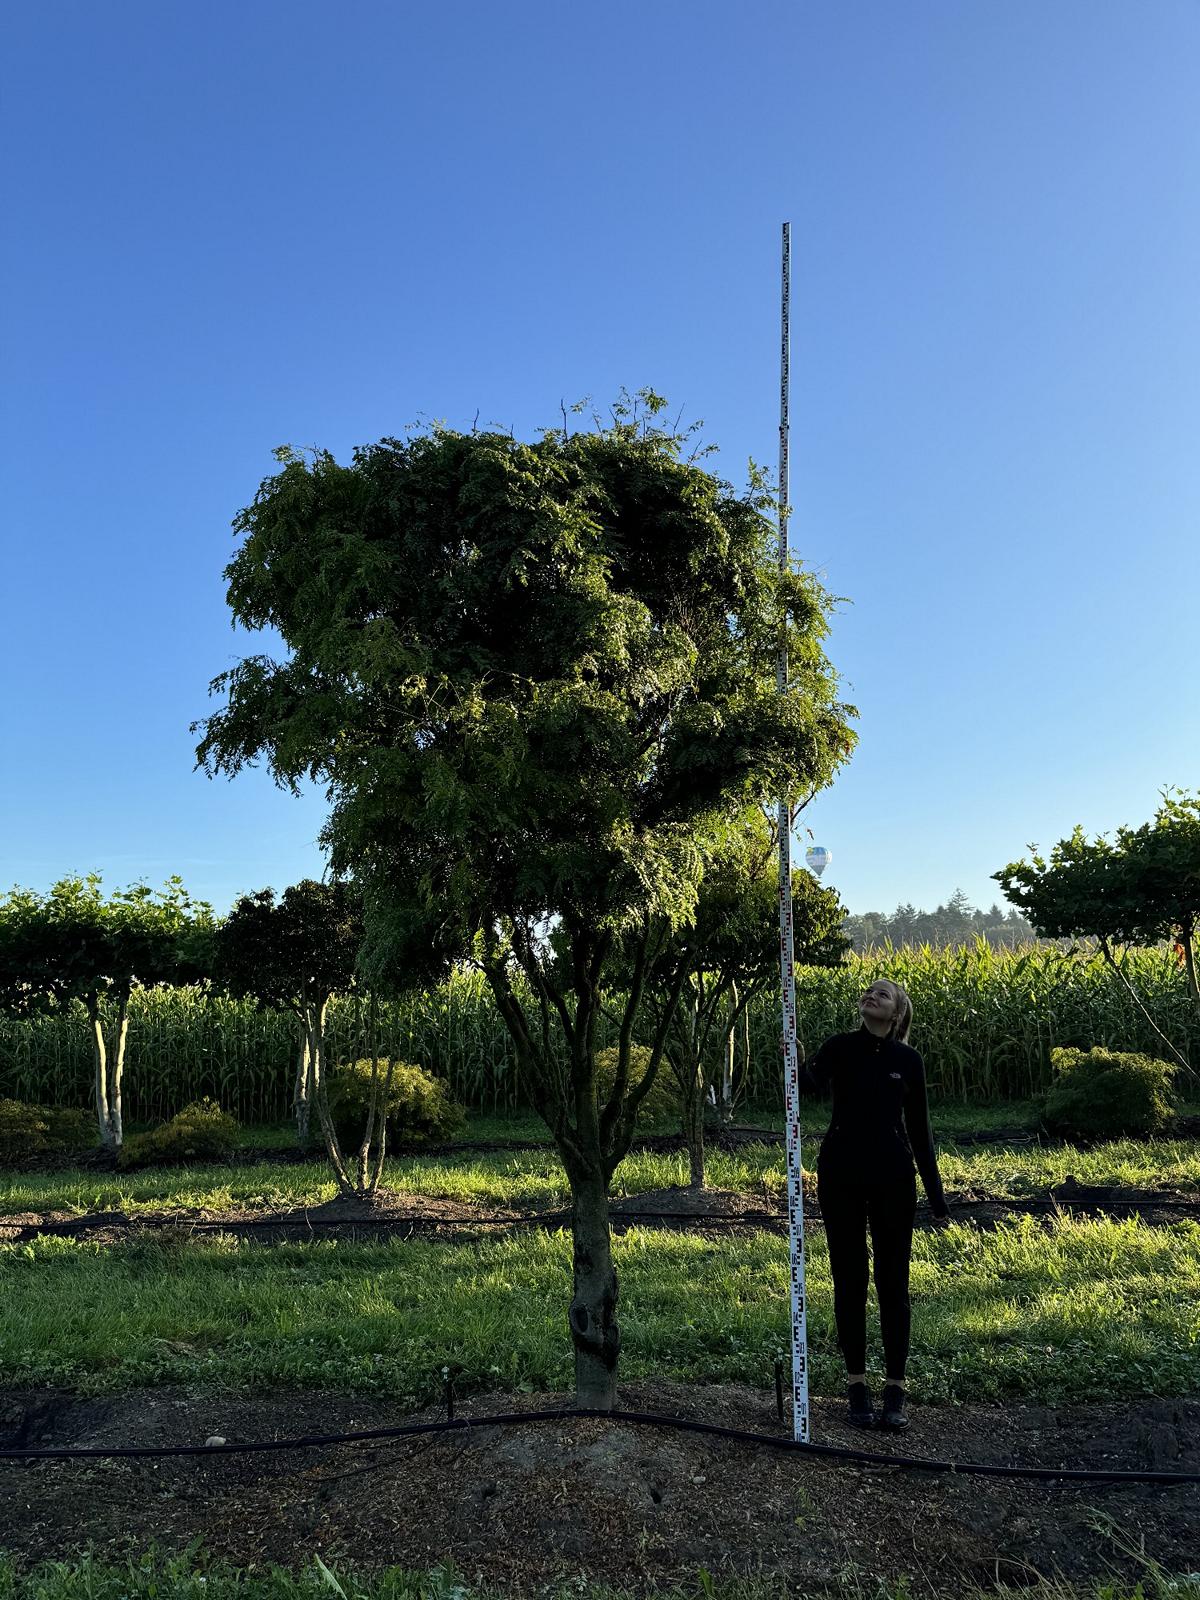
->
xmin=212 ymin=880 xmax=363 ymax=1164
xmin=0 ymin=876 xmax=214 ymax=1149
xmin=194 ymin=393 xmax=855 ymax=1407
xmin=995 ymin=787 xmax=1200 ymax=1071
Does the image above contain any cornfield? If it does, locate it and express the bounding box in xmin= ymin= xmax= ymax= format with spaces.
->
xmin=0 ymin=944 xmax=1194 ymax=1121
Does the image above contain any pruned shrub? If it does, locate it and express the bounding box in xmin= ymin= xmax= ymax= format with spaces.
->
xmin=1042 ymin=1047 xmax=1178 ymax=1140
xmin=117 ymin=1098 xmax=240 ymax=1169
xmin=594 ymin=1044 xmax=680 ymax=1125
xmin=0 ymin=1099 xmax=93 ymax=1166
xmin=326 ymin=1058 xmax=465 ymax=1151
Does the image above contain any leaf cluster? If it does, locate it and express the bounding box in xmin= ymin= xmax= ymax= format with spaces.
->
xmin=0 ymin=876 xmax=215 ymax=1018
xmin=994 ymin=788 xmax=1200 ymax=949
xmin=211 ymin=879 xmax=364 ymax=1011
xmin=194 ymin=402 xmax=857 ymax=984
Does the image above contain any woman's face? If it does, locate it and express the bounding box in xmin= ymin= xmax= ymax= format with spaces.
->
xmin=859 ymin=982 xmax=898 ymax=1025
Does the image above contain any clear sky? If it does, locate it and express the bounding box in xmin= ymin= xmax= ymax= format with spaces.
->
xmin=3 ymin=1 xmax=1197 ymax=918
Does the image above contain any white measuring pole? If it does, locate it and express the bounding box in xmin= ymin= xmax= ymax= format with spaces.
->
xmin=777 ymin=220 xmax=811 ymax=1443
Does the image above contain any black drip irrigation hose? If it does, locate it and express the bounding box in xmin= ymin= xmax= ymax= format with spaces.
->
xmin=2 ymin=1404 xmax=1197 ymax=1485
xmin=6 ymin=1193 xmax=1200 ymax=1241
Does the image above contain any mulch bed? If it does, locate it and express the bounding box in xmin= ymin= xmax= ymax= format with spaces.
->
xmin=1 ymin=1380 xmax=1197 ymax=1593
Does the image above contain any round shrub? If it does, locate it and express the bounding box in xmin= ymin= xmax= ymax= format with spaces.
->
xmin=594 ymin=1044 xmax=680 ymax=1125
xmin=1042 ymin=1047 xmax=1178 ymax=1140
xmin=117 ymin=1098 xmax=240 ymax=1170
xmin=326 ymin=1059 xmax=465 ymax=1150
xmin=0 ymin=1099 xmax=93 ymax=1166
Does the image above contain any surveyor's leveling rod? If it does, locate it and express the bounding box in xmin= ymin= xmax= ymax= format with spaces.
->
xmin=776 ymin=220 xmax=811 ymax=1444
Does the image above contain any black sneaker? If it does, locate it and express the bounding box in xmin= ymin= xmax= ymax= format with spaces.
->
xmin=879 ymin=1383 xmax=909 ymax=1431
xmin=847 ymin=1381 xmax=875 ymax=1428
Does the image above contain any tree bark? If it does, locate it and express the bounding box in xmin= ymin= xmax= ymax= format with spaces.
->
xmin=568 ymin=1167 xmax=620 ymax=1411
xmin=294 ymin=1032 xmax=312 ymax=1150
xmin=86 ymin=992 xmax=126 ymax=1150
xmin=88 ymin=997 xmax=112 ymax=1149
xmin=307 ymin=998 xmax=355 ymax=1197
xmin=110 ymin=992 xmax=128 ymax=1150
xmin=1180 ymin=920 xmax=1199 ymax=1013
xmin=684 ymin=1089 xmax=706 ymax=1189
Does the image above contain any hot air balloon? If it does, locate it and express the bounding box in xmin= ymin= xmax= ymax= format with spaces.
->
xmin=805 ymin=845 xmax=831 ymax=878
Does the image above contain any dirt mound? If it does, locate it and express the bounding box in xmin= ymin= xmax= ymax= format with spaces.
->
xmin=1 ymin=1381 xmax=1197 ymax=1593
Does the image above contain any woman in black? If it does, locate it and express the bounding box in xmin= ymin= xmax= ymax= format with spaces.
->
xmin=803 ymin=979 xmax=949 ymax=1432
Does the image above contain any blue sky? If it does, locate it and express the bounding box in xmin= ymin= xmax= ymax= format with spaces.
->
xmin=3 ymin=1 xmax=1197 ymax=918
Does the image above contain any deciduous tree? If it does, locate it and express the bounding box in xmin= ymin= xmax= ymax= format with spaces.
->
xmin=995 ymin=788 xmax=1200 ymax=1071
xmin=194 ymin=393 xmax=855 ymax=1405
xmin=212 ymin=880 xmax=363 ymax=1167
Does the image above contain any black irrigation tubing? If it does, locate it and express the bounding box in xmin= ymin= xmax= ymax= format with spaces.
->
xmin=5 ymin=1194 xmax=1200 ymax=1240
xmin=2 ymin=1404 xmax=1198 ymax=1485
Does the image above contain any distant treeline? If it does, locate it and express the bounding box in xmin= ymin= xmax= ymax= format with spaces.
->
xmin=843 ymin=891 xmax=1037 ymax=953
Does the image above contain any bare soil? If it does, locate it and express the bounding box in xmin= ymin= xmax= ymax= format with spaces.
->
xmin=1 ymin=1381 xmax=1197 ymax=1594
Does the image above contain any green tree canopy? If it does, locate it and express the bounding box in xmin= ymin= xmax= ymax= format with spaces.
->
xmin=194 ymin=393 xmax=856 ymax=1404
xmin=0 ymin=875 xmax=213 ymax=1148
xmin=995 ymin=787 xmax=1200 ymax=1066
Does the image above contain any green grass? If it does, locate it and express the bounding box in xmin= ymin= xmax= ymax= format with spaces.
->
xmin=2 ymin=1128 xmax=1197 ymax=1219
xmin=2 ymin=1215 xmax=1197 ymax=1405
xmin=1 ymin=1552 xmax=1191 ymax=1600
xmin=148 ymin=1095 xmax=1050 ymax=1158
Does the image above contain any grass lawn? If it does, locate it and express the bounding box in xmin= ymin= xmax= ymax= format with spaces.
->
xmin=0 ymin=1553 xmax=1193 ymax=1600
xmin=2 ymin=1215 xmax=1197 ymax=1405
xmin=2 ymin=1131 xmax=1198 ymax=1219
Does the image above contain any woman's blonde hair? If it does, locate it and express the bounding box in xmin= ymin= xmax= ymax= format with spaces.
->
xmin=876 ymin=979 xmax=913 ymax=1044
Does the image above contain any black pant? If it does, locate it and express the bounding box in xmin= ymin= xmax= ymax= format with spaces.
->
xmin=816 ymin=1169 xmax=917 ymax=1379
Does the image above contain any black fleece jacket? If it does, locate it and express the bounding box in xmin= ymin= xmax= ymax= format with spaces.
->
xmin=800 ymin=1026 xmax=948 ymax=1215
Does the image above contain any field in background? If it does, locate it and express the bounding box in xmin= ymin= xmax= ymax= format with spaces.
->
xmin=1 ymin=944 xmax=1195 ymax=1122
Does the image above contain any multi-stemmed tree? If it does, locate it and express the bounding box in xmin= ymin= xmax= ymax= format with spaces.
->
xmin=211 ymin=880 xmax=364 ymax=1164
xmin=0 ymin=875 xmax=213 ymax=1149
xmin=194 ymin=394 xmax=855 ymax=1407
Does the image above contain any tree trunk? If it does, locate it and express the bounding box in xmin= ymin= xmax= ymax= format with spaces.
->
xmin=715 ymin=980 xmax=738 ymax=1126
xmin=1180 ymin=921 xmax=1199 ymax=1014
xmin=719 ymin=1023 xmax=734 ymax=1124
xmin=88 ymin=997 xmax=112 ymax=1149
xmin=686 ymin=1119 xmax=706 ymax=1189
xmin=308 ymin=999 xmax=355 ymax=1197
xmin=110 ymin=994 xmax=128 ymax=1150
xmin=294 ymin=1032 xmax=312 ymax=1150
xmin=568 ymin=1168 xmax=620 ymax=1411
xmin=680 ymin=1051 xmax=706 ymax=1189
